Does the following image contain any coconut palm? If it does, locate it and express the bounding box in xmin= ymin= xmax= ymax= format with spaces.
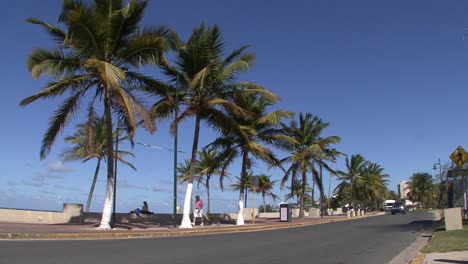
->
xmin=256 ymin=174 xmax=279 ymax=213
xmin=333 ymin=181 xmax=352 ymax=207
xmin=277 ymin=113 xmax=341 ymax=218
xmin=210 ymin=93 xmax=290 ymax=225
xmin=197 ymin=147 xmax=231 ymax=214
xmin=408 ymin=172 xmax=433 ymax=208
xmin=231 ymin=173 xmax=252 ymax=208
xmin=20 ymin=0 xmax=173 ymax=229
xmin=177 ymin=147 xmax=231 ymax=214
xmin=337 ymin=154 xmax=369 ymax=210
xmin=357 ymin=162 xmax=389 ymax=211
xmin=284 ymin=178 xmax=310 ymax=204
xmin=62 ymin=117 xmax=136 ymax=212
xmin=151 ymin=23 xmax=278 ymax=228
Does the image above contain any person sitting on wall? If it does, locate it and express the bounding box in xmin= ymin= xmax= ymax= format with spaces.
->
xmin=130 ymin=201 xmax=154 ymax=216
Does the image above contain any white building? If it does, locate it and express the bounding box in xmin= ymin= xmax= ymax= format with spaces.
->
xmin=398 ymin=180 xmax=410 ymax=199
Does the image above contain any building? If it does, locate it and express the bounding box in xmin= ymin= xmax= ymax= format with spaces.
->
xmin=397 ymin=180 xmax=414 ymax=208
xmin=398 ymin=180 xmax=410 ymax=199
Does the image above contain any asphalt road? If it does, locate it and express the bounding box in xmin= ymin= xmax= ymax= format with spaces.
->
xmin=0 ymin=211 xmax=437 ymax=264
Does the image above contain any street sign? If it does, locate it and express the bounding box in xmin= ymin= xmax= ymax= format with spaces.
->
xmin=450 ymin=146 xmax=468 ymax=168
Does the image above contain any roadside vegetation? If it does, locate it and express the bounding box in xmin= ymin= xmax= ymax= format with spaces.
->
xmin=422 ymin=218 xmax=468 ymax=253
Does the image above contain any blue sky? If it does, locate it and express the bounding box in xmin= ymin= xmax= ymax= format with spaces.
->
xmin=1 ymin=0 xmax=467 ymax=214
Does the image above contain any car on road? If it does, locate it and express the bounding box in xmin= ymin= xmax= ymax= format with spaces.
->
xmin=391 ymin=202 xmax=406 ymax=214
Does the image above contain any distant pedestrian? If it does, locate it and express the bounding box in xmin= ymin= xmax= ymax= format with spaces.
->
xmin=130 ymin=201 xmax=153 ymax=217
xmin=141 ymin=201 xmax=149 ymax=213
xmin=192 ymin=195 xmax=204 ymax=226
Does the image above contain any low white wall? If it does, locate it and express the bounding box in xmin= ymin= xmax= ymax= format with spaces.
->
xmin=0 ymin=203 xmax=83 ymax=223
xmin=0 ymin=208 xmax=63 ymax=223
xmin=0 ymin=205 xmax=237 ymax=225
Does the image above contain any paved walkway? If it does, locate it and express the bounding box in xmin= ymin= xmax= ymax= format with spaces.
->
xmin=0 ymin=215 xmax=350 ymax=239
xmin=1 ymin=213 xmax=466 ymax=264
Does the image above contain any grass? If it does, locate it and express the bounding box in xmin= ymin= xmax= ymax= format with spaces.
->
xmin=421 ymin=218 xmax=468 ymax=253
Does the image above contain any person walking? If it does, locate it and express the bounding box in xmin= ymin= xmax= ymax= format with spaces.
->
xmin=192 ymin=195 xmax=204 ymax=226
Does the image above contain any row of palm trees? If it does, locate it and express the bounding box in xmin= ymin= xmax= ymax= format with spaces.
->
xmin=20 ymin=0 xmax=393 ymax=229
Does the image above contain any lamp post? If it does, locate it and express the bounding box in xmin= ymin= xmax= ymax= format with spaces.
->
xmin=138 ymin=76 xmax=185 ymax=228
xmin=328 ymin=166 xmax=332 ymax=214
xmin=433 ymin=158 xmax=444 ymax=209
xmin=113 ymin=126 xmax=119 ymax=223
xmin=319 ymin=163 xmax=323 ymax=219
xmin=173 ymin=76 xmax=179 ymax=228
xmin=113 ymin=122 xmax=124 ymax=223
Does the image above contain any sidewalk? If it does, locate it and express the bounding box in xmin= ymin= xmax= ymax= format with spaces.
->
xmin=0 ymin=215 xmax=350 ymax=240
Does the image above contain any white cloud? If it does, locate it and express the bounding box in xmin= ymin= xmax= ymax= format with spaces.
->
xmin=46 ymin=160 xmax=73 ymax=172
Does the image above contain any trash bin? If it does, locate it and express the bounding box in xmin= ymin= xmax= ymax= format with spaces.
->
xmin=279 ymin=203 xmax=290 ymax=222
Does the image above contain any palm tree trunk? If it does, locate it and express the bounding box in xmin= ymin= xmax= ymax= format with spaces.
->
xmin=312 ymin=176 xmax=315 ymax=206
xmin=99 ymin=91 xmax=115 ymax=230
xmin=245 ymin=188 xmax=248 ymax=208
xmin=236 ymin=152 xmax=249 ymax=226
xmin=85 ymin=159 xmax=101 ymax=212
xmin=180 ymin=115 xmax=201 ymax=228
xmin=263 ymin=194 xmax=266 ymax=213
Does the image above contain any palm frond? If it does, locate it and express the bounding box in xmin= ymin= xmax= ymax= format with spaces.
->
xmin=40 ymin=92 xmax=83 ymax=158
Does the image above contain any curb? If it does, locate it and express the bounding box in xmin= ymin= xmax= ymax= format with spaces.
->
xmin=410 ymin=252 xmax=427 ymax=264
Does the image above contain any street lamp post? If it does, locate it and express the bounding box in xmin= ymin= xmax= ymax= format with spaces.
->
xmin=173 ymin=76 xmax=179 ymax=228
xmin=319 ymin=164 xmax=323 ymax=219
xmin=328 ymin=166 xmax=332 ymax=214
xmin=113 ymin=122 xmax=124 ymax=223
xmin=433 ymin=158 xmax=444 ymax=209
xmin=113 ymin=126 xmax=119 ymax=223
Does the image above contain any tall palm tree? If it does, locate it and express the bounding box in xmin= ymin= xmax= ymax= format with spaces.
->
xmin=197 ymin=147 xmax=231 ymax=214
xmin=408 ymin=172 xmax=433 ymax=208
xmin=152 ymin=23 xmax=278 ymax=228
xmin=333 ymin=181 xmax=351 ymax=207
xmin=62 ymin=117 xmax=136 ymax=212
xmin=337 ymin=154 xmax=369 ymax=211
xmin=20 ymin=0 xmax=173 ymax=229
xmin=256 ymin=174 xmax=279 ymax=213
xmin=277 ymin=113 xmax=341 ymax=218
xmin=210 ymin=94 xmax=290 ymax=225
xmin=355 ymin=162 xmax=389 ymax=211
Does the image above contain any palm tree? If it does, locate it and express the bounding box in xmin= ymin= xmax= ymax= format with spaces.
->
xmin=152 ymin=23 xmax=278 ymax=228
xmin=284 ymin=178 xmax=310 ymax=204
xmin=231 ymin=173 xmax=252 ymax=208
xmin=256 ymin=174 xmax=279 ymax=213
xmin=337 ymin=154 xmax=369 ymax=211
xmin=333 ymin=181 xmax=351 ymax=207
xmin=20 ymin=0 xmax=173 ymax=229
xmin=210 ymin=94 xmax=290 ymax=225
xmin=408 ymin=172 xmax=433 ymax=208
xmin=357 ymin=162 xmax=389 ymax=211
xmin=197 ymin=147 xmax=231 ymax=214
xmin=277 ymin=113 xmax=341 ymax=218
xmin=177 ymin=147 xmax=231 ymax=214
xmin=62 ymin=117 xmax=136 ymax=212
